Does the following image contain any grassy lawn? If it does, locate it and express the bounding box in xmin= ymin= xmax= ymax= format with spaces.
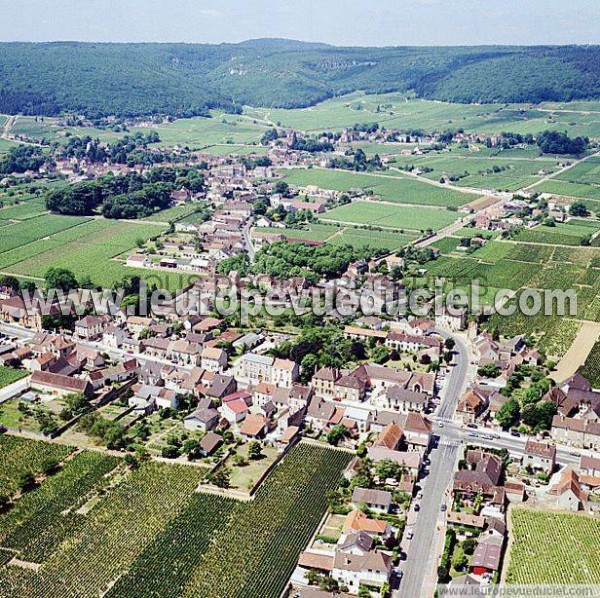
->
xmin=228 ymin=443 xmax=280 ymax=491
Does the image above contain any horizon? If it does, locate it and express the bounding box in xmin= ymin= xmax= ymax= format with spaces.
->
xmin=0 ymin=38 xmax=599 ymax=49
xmin=2 ymin=0 xmax=599 ymax=46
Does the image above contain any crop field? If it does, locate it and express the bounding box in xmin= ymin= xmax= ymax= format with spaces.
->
xmin=0 ymin=436 xmax=74 ymax=496
xmin=534 ymin=179 xmax=600 ymax=203
xmin=0 ymin=451 xmax=120 ymax=562
xmin=0 ymin=366 xmax=27 ymax=389
xmin=0 ymin=214 xmax=91 ymax=255
xmin=198 ymin=144 xmax=268 ymax=157
xmin=0 ymin=217 xmax=167 ymax=287
xmin=183 ymin=443 xmax=352 ymax=598
xmin=320 ymin=200 xmax=460 ymax=231
xmin=414 ymin=156 xmax=558 ymax=191
xmin=280 ymin=168 xmax=472 ymax=207
xmin=0 ymin=197 xmax=49 ymax=221
xmin=249 ymin=94 xmax=600 ymax=138
xmin=254 ymin=223 xmax=339 ymax=243
xmin=513 ymin=220 xmax=600 ymax=246
xmin=0 ymin=440 xmax=350 ymax=598
xmin=328 ymin=227 xmax=418 ymax=251
xmin=506 ymin=509 xmax=600 ymax=584
xmin=0 ymin=458 xmax=204 ymax=597
xmin=579 ymin=340 xmax=600 ymax=388
xmin=106 ymin=493 xmax=236 ymax=597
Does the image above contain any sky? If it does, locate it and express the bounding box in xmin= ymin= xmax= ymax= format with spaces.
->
xmin=2 ymin=0 xmax=599 ymax=46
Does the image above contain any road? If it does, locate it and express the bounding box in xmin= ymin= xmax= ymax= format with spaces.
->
xmin=396 ymin=326 xmax=586 ymax=597
xmin=396 ymin=330 xmax=470 ymax=598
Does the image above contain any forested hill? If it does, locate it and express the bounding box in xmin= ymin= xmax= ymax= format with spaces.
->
xmin=1 ymin=41 xmax=599 ymax=118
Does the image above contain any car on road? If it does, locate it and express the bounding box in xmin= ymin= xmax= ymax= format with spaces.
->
xmin=468 ymin=432 xmax=478 ymax=438
xmin=417 ymin=491 xmax=423 ymax=499
xmin=466 ymin=423 xmax=477 ymax=429
xmin=414 ymin=503 xmax=420 ymax=512
xmin=438 ymin=422 xmax=445 ymax=428
xmin=510 ymin=430 xmax=520 ymax=437
xmin=407 ymin=530 xmax=414 ymax=540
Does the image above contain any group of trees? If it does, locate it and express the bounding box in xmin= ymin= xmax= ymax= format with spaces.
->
xmin=45 ymin=166 xmax=204 ymax=219
xmin=57 ymin=131 xmax=164 ymax=166
xmin=328 ymin=148 xmax=383 ymax=172
xmin=537 ymin=130 xmax=590 ymax=155
xmin=251 ymin=240 xmax=384 ymax=283
xmin=0 ymin=145 xmax=45 ymax=175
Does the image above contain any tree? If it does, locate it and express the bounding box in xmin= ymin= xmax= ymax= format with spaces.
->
xmin=478 ymin=363 xmax=501 ymax=378
xmin=248 ymin=441 xmax=263 ymax=460
xmin=496 ymin=398 xmax=520 ymax=430
xmin=570 ymin=200 xmax=589 ymax=217
xmin=45 ymin=267 xmax=78 ymax=292
xmin=0 ymin=275 xmax=20 ymax=291
xmin=375 ymin=459 xmax=401 ymax=481
xmin=327 ymin=425 xmax=348 ymax=447
xmin=451 ymin=547 xmax=467 ymax=571
xmin=210 ymin=467 xmax=231 ymax=489
xmin=161 ymin=445 xmax=180 ymax=459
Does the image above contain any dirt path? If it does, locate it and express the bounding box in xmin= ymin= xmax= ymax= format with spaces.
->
xmin=551 ymin=320 xmax=600 ymax=383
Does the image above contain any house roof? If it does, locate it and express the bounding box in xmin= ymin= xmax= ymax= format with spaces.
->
xmin=239 ymin=414 xmax=268 ymax=437
xmin=30 ymin=370 xmax=92 ymax=394
xmin=524 ymin=440 xmax=556 ymax=460
xmin=471 ymin=535 xmax=503 ymax=571
xmin=373 ymin=422 xmax=403 ymax=450
xmin=351 ymin=488 xmax=392 ymax=508
xmin=298 ymin=551 xmax=334 ymax=572
xmin=224 ymin=398 xmax=248 ymax=414
xmin=344 ymin=510 xmax=388 ymax=535
xmin=199 ymin=431 xmax=223 ymax=454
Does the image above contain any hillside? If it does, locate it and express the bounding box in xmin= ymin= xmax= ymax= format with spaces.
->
xmin=0 ymin=41 xmax=599 ymax=118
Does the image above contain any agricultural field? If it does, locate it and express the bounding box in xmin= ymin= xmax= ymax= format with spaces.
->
xmin=506 ymin=509 xmax=600 ymax=584
xmin=320 ymin=200 xmax=460 ymax=231
xmin=0 ymin=214 xmax=91 ymax=255
xmin=248 ymin=93 xmax=600 ymax=138
xmin=198 ymin=144 xmax=268 ymax=157
xmin=328 ymin=227 xmax=418 ymax=251
xmin=513 ymin=220 xmax=600 ymax=246
xmin=0 ymin=197 xmax=49 ymax=221
xmin=280 ymin=167 xmax=472 ymax=207
xmin=254 ymin=222 xmax=417 ymax=251
xmin=183 ymin=443 xmax=352 ymax=598
xmin=0 ymin=216 xmax=168 ymax=287
xmin=0 ymin=451 xmax=120 ymax=562
xmin=534 ymin=179 xmax=600 ymax=203
xmin=0 ymin=440 xmax=350 ymax=598
xmin=0 ymin=366 xmax=27 ymax=389
xmin=579 ymin=340 xmax=600 ymax=388
xmin=0 ymin=435 xmax=74 ymax=496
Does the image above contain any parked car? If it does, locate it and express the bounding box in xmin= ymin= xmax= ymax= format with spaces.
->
xmin=510 ymin=430 xmax=520 ymax=437
xmin=440 ymin=504 xmax=447 ymax=512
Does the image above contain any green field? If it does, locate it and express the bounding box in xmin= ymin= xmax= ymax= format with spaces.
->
xmin=0 ymin=197 xmax=49 ymax=221
xmin=0 ymin=436 xmax=74 ymax=496
xmin=513 ymin=220 xmax=600 ymax=246
xmin=506 ymin=509 xmax=600 ymax=585
xmin=534 ymin=179 xmax=600 ymax=202
xmin=0 ymin=367 xmax=27 ymax=389
xmin=0 ymin=440 xmax=350 ymax=598
xmin=579 ymin=340 xmax=600 ymax=388
xmin=0 ymin=215 xmax=165 ymax=286
xmin=320 ymin=200 xmax=460 ymax=231
xmin=280 ymin=168 xmax=472 ymax=207
xmin=248 ymin=93 xmax=600 ymax=138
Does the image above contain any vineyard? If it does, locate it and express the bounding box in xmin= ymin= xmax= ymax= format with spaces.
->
xmin=0 ymin=439 xmax=350 ymax=598
xmin=0 ymin=451 xmax=120 ymax=562
xmin=182 ymin=443 xmax=352 ymax=598
xmin=107 ymin=493 xmax=237 ymax=597
xmin=0 ymin=366 xmax=27 ymax=389
xmin=0 ymin=460 xmax=203 ymax=597
xmin=579 ymin=340 xmax=600 ymax=388
xmin=0 ymin=436 xmax=74 ymax=496
xmin=506 ymin=509 xmax=600 ymax=584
